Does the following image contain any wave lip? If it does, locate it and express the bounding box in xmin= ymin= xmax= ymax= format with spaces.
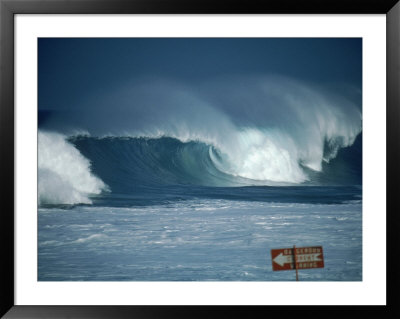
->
xmin=38 ymin=131 xmax=108 ymax=206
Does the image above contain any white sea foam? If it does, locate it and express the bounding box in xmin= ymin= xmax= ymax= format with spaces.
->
xmin=114 ymin=78 xmax=361 ymax=183
xmin=38 ymin=131 xmax=107 ymax=205
xmin=131 ymin=100 xmax=360 ymax=184
xmin=73 ymin=234 xmax=107 ymax=243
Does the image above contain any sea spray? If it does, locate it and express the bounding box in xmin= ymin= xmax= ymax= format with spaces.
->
xmin=38 ymin=131 xmax=107 ymax=205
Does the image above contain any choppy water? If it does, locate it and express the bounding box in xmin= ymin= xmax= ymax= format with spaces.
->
xmin=38 ymin=198 xmax=361 ymax=281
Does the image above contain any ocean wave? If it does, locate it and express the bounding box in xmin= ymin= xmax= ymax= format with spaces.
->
xmin=38 ymin=131 xmax=108 ymax=205
xmin=38 ymin=76 xmax=362 ymax=205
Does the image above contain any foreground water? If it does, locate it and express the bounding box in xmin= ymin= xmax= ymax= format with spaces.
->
xmin=38 ymin=197 xmax=361 ymax=281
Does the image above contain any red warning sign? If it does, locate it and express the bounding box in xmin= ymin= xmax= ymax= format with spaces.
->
xmin=271 ymin=246 xmax=324 ymax=271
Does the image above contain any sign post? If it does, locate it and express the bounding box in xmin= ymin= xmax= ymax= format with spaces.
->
xmin=271 ymin=245 xmax=324 ymax=280
xmin=293 ymin=245 xmax=299 ymax=281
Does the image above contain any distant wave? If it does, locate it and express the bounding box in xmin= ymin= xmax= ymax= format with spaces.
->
xmin=38 ymin=130 xmax=362 ymax=207
xmin=38 ymin=76 xmax=362 ymax=205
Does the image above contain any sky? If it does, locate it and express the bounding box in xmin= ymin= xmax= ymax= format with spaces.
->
xmin=38 ymin=38 xmax=362 ymax=112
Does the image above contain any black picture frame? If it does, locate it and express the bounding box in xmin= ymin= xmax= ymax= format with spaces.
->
xmin=1 ymin=0 xmax=399 ymax=318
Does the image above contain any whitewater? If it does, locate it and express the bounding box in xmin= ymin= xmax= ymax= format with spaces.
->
xmin=38 ymin=76 xmax=362 ymax=281
xmin=39 ymin=199 xmax=361 ymax=281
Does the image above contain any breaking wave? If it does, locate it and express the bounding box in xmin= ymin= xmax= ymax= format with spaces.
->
xmin=38 ymin=76 xmax=362 ymax=205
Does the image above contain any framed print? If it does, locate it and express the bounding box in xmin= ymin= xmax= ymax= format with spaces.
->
xmin=1 ymin=0 xmax=399 ymax=318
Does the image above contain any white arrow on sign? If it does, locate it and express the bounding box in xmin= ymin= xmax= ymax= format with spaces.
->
xmin=273 ymin=253 xmax=322 ymax=266
xmin=273 ymin=253 xmax=293 ymax=266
